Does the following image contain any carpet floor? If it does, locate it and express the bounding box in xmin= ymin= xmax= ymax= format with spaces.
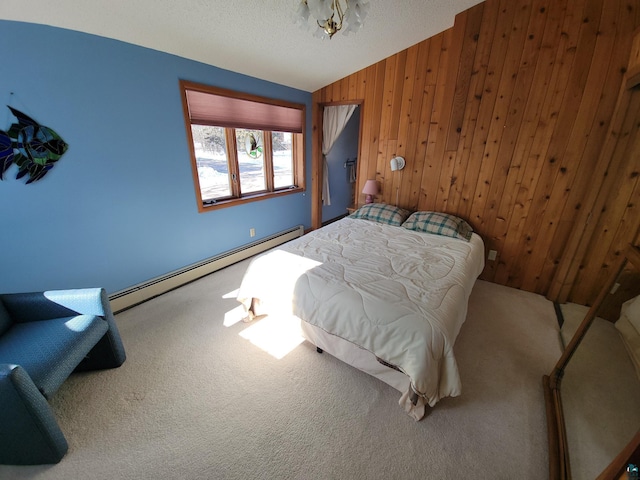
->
xmin=0 ymin=259 xmax=562 ymax=479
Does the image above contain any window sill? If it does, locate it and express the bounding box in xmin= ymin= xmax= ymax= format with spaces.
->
xmin=198 ymin=187 xmax=305 ymax=212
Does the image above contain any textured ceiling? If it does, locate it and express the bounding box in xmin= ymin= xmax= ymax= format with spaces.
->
xmin=0 ymin=0 xmax=483 ymax=92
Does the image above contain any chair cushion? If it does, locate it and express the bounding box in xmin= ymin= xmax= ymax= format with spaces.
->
xmin=0 ymin=299 xmax=12 ymax=336
xmin=0 ymin=315 xmax=108 ymax=398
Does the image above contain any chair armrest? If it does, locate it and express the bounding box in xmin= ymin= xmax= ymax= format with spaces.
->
xmin=0 ymin=364 xmax=68 ymax=464
xmin=1 ymin=288 xmax=126 ymax=369
xmin=0 ymin=288 xmax=108 ymax=323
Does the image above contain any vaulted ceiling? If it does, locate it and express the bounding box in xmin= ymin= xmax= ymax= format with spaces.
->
xmin=0 ymin=0 xmax=483 ymax=92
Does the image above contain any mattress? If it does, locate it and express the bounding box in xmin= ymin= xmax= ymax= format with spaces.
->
xmin=237 ymin=216 xmax=485 ymax=419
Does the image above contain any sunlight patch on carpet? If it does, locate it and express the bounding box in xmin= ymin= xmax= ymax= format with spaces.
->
xmin=238 ymin=314 xmax=305 ymax=359
xmin=223 ymin=305 xmax=247 ymax=327
xmin=222 ymin=289 xmax=239 ymax=299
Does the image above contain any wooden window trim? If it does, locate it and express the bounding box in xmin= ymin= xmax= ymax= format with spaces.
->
xmin=180 ymin=79 xmax=306 ymax=213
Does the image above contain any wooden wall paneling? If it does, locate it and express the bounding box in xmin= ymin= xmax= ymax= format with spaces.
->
xmin=320 ymin=83 xmax=329 ymax=103
xmin=398 ymin=40 xmax=430 ymax=208
xmin=407 ymin=35 xmax=441 ymax=210
xmin=339 ymin=79 xmax=347 ymax=101
xmin=446 ymin=4 xmax=486 ymax=213
xmin=376 ymin=136 xmax=388 ymax=202
xmin=569 ymin=98 xmax=640 ymax=304
xmin=518 ymin=0 xmax=603 ymax=292
xmin=377 ymin=54 xmax=401 ymax=202
xmin=568 ymin=94 xmax=640 ymax=304
xmin=527 ymin=0 xmax=617 ymax=293
xmin=378 ymin=55 xmax=397 ymax=145
xmin=418 ymin=29 xmax=455 ymax=212
xmin=359 ymin=62 xmax=387 ymax=205
xmin=357 ymin=66 xmax=377 ymax=193
xmin=383 ymin=139 xmax=398 ymax=204
xmin=353 ymin=63 xmax=384 ymax=204
xmin=328 ymin=83 xmax=336 ymax=102
xmin=436 ymin=7 xmax=485 ymax=215
xmin=312 ymin=0 xmax=639 ymax=304
xmin=433 ymin=144 xmax=458 ymax=213
xmin=491 ymin=0 xmax=565 ymax=286
xmin=445 ymin=3 xmax=486 ymax=153
xmin=574 ymin=149 xmax=640 ymax=306
xmin=536 ymin=2 xmax=634 ymax=298
xmin=334 ymin=79 xmax=342 ymax=102
xmin=434 ymin=9 xmax=470 ymax=213
xmin=499 ymin=0 xmax=588 ymax=289
xmin=384 ymin=49 xmax=408 ymax=209
xmin=354 ymin=69 xmax=366 ymax=205
xmin=389 ymin=50 xmax=409 ymax=142
xmin=496 ymin=0 xmax=585 ymax=288
xmin=356 ymin=69 xmax=367 ymax=100
xmin=389 ymin=44 xmax=419 ymax=206
xmin=340 ymin=77 xmax=350 ymax=101
xmin=331 ymin=81 xmax=341 ymax=103
xmin=479 ymin=0 xmax=549 ymax=281
xmin=452 ymin=2 xmax=501 ymax=217
xmin=325 ymin=81 xmax=334 ymax=102
xmin=516 ymin=2 xmax=592 ymax=294
xmin=320 ymin=83 xmax=330 ymax=103
xmin=376 ymin=135 xmax=389 ymax=202
xmin=537 ymin=0 xmax=635 ymax=295
xmin=599 ymin=157 xmax=640 ymax=278
xmin=460 ymin=0 xmax=517 ymax=229
xmin=348 ymin=74 xmax=358 ymax=100
xmin=550 ymin=26 xmax=640 ymax=302
xmin=465 ymin=1 xmax=521 ymax=248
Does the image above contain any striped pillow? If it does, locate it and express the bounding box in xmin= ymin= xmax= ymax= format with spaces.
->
xmin=402 ymin=211 xmax=473 ymax=241
xmin=350 ymin=203 xmax=410 ymax=226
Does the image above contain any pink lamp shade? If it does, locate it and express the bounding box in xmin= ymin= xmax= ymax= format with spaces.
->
xmin=362 ymin=179 xmax=379 ymax=204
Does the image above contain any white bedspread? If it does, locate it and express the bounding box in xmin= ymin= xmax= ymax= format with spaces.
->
xmin=237 ymin=217 xmax=485 ymax=411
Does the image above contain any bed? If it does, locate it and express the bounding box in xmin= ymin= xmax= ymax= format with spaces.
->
xmin=237 ymin=204 xmax=485 ymax=420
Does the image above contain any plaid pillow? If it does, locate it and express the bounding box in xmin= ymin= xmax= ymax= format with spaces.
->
xmin=350 ymin=203 xmax=410 ymax=226
xmin=402 ymin=211 xmax=473 ymax=241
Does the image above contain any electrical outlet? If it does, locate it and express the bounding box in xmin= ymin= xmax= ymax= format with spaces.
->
xmin=250 ymin=228 xmax=256 ymax=238
xmin=488 ymin=250 xmax=497 ymax=261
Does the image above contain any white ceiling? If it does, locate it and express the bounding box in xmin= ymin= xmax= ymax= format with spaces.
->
xmin=0 ymin=0 xmax=483 ymax=92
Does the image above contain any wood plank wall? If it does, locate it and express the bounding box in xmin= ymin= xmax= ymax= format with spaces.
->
xmin=312 ymin=0 xmax=640 ymax=305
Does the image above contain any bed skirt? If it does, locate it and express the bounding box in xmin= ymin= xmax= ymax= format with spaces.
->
xmin=298 ymin=319 xmax=428 ymax=421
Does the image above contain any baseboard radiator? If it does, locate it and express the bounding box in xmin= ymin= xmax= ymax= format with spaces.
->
xmin=109 ymin=225 xmax=305 ymax=313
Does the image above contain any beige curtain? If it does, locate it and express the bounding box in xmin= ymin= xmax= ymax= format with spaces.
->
xmin=322 ymin=105 xmax=357 ymax=206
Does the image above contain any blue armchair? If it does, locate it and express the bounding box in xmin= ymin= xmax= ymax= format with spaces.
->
xmin=0 ymin=288 xmax=126 ymax=464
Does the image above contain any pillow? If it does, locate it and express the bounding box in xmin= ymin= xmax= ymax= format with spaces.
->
xmin=402 ymin=211 xmax=473 ymax=241
xmin=350 ymin=203 xmax=410 ymax=226
xmin=615 ymin=294 xmax=640 ymax=380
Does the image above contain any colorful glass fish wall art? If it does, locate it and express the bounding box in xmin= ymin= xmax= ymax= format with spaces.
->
xmin=0 ymin=106 xmax=68 ymax=184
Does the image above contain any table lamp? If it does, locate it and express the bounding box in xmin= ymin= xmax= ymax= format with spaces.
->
xmin=362 ymin=179 xmax=379 ymax=204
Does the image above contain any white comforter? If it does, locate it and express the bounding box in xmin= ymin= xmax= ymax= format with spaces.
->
xmin=237 ymin=217 xmax=485 ymax=409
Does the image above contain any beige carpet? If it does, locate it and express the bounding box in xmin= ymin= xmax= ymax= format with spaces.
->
xmin=0 ymin=259 xmax=562 ymax=479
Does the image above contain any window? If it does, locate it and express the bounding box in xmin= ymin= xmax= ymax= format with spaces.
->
xmin=180 ymin=80 xmax=306 ymax=212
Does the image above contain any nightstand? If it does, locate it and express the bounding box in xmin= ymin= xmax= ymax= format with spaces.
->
xmin=346 ymin=205 xmax=359 ymax=215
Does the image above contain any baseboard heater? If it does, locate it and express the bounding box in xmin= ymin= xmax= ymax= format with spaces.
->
xmin=109 ymin=225 xmax=305 ymax=313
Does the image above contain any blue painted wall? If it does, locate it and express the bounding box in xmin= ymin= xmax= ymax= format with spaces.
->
xmin=322 ymin=107 xmax=360 ymax=222
xmin=0 ymin=21 xmax=312 ymax=294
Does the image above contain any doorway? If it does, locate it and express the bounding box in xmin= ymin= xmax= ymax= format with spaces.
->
xmin=322 ymin=106 xmax=360 ymax=223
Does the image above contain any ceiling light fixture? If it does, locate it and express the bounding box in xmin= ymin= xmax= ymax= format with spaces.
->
xmin=294 ymin=0 xmax=370 ymax=39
